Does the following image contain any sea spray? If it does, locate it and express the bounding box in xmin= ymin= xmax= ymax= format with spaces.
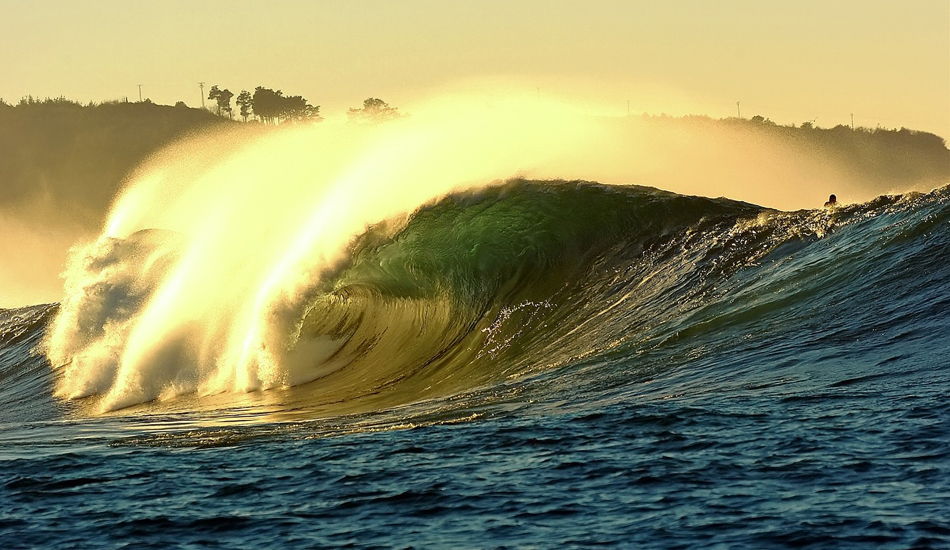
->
xmin=44 ymin=97 xmax=608 ymax=410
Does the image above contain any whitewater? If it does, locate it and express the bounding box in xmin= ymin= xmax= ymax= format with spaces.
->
xmin=1 ymin=99 xmax=949 ymax=548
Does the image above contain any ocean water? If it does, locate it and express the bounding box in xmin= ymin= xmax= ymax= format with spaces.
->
xmin=2 ymin=180 xmax=949 ymax=548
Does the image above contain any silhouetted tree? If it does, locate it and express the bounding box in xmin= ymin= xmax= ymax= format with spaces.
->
xmin=348 ymin=97 xmax=400 ymax=122
xmin=208 ymin=85 xmax=234 ymax=119
xmin=17 ymin=95 xmax=82 ymax=108
xmin=251 ymin=86 xmax=282 ymax=124
xmin=251 ymin=86 xmax=320 ymax=124
xmin=236 ymin=90 xmax=252 ymax=122
xmin=207 ymin=85 xmax=221 ymax=113
xmin=280 ymin=95 xmax=320 ymax=122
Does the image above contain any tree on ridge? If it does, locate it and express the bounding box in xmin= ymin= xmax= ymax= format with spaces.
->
xmin=236 ymin=90 xmax=252 ymax=122
xmin=207 ymin=85 xmax=234 ymax=119
xmin=347 ymin=98 xmax=401 ymax=122
xmin=251 ymin=86 xmax=320 ymax=124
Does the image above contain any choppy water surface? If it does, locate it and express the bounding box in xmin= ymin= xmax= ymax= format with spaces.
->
xmin=2 ymin=181 xmax=949 ymax=548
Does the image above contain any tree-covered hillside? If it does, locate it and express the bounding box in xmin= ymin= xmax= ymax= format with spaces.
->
xmin=0 ymin=98 xmax=233 ymax=224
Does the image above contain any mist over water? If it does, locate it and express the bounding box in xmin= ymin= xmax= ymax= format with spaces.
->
xmin=3 ymin=92 xmax=946 ymax=308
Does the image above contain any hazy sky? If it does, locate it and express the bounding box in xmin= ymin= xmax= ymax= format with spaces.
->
xmin=1 ymin=0 xmax=948 ymax=137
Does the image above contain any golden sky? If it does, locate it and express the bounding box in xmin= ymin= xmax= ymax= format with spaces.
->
xmin=1 ymin=0 xmax=948 ymax=136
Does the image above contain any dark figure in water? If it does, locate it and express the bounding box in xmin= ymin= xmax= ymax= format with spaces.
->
xmin=824 ymin=194 xmax=837 ymax=207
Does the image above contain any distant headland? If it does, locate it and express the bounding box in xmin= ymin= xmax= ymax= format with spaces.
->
xmin=1 ymin=94 xmax=947 ymax=227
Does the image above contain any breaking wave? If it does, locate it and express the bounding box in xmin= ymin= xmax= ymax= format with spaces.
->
xmin=19 ymin=177 xmax=950 ymax=417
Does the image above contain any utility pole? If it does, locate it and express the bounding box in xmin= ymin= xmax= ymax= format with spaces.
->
xmin=137 ymin=85 xmax=142 ymax=102
xmin=199 ymin=82 xmax=205 ymax=109
xmin=851 ymin=113 xmax=854 ymax=130
xmin=736 ymin=101 xmax=741 ymax=118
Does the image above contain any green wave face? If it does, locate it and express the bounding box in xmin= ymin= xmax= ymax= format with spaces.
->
xmin=287 ymin=180 xmax=764 ymax=408
xmin=288 ymin=181 xmax=950 ymax=415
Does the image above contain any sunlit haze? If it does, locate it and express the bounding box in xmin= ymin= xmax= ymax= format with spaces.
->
xmin=2 ymin=0 xmax=948 ymax=137
xmin=4 ymin=3 xmax=950 ymax=543
xmin=1 ymin=1 xmax=949 ymax=307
